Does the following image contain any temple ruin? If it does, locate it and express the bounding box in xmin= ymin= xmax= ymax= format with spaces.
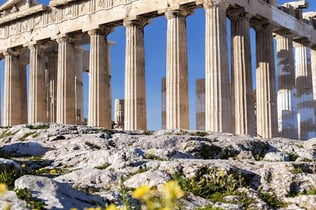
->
xmin=0 ymin=0 xmax=316 ymax=139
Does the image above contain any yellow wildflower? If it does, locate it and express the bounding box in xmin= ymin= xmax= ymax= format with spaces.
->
xmin=105 ymin=204 xmax=118 ymax=210
xmin=161 ymin=181 xmax=184 ymax=201
xmin=132 ymin=185 xmax=150 ymax=200
xmin=0 ymin=183 xmax=8 ymax=196
xmin=50 ymin=169 xmax=57 ymax=174
xmin=2 ymin=202 xmax=10 ymax=210
xmin=219 ymin=169 xmax=225 ymax=177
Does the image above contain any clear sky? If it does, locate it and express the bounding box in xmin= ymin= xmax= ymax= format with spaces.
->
xmin=0 ymin=0 xmax=315 ymax=130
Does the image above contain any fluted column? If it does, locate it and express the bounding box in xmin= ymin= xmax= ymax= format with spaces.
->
xmin=161 ymin=77 xmax=166 ymax=129
xmin=88 ymin=28 xmax=112 ymax=128
xmin=124 ymin=18 xmax=147 ymax=130
xmin=74 ymin=47 xmax=84 ymax=125
xmin=196 ymin=79 xmax=205 ymax=130
xmin=3 ymin=51 xmax=27 ymax=126
xmin=275 ymin=34 xmax=297 ymax=138
xmin=47 ymin=50 xmax=58 ymax=123
xmin=165 ymin=9 xmax=189 ymax=129
xmin=294 ymin=42 xmax=315 ymax=139
xmin=204 ymin=2 xmax=232 ymax=132
xmin=255 ymin=24 xmax=278 ymax=138
xmin=28 ymin=44 xmax=47 ymax=124
xmin=56 ymin=36 xmax=76 ymax=124
xmin=311 ymin=47 xmax=316 ymax=116
xmin=229 ymin=11 xmax=255 ymax=136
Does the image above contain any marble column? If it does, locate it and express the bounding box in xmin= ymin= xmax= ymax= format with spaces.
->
xmin=74 ymin=47 xmax=84 ymax=125
xmin=294 ymin=42 xmax=315 ymax=139
xmin=56 ymin=36 xmax=76 ymax=124
xmin=165 ymin=9 xmax=189 ymax=129
xmin=311 ymin=47 xmax=316 ymax=117
xmin=196 ymin=79 xmax=205 ymax=130
xmin=275 ymin=34 xmax=298 ymax=139
xmin=47 ymin=50 xmax=58 ymax=123
xmin=3 ymin=51 xmax=27 ymax=126
xmin=28 ymin=44 xmax=47 ymax=124
xmin=88 ymin=28 xmax=112 ymax=128
xmin=114 ymin=99 xmax=124 ymax=129
xmin=204 ymin=2 xmax=232 ymax=132
xmin=229 ymin=11 xmax=255 ymax=136
xmin=124 ymin=18 xmax=147 ymax=131
xmin=161 ymin=77 xmax=166 ymax=129
xmin=255 ymin=24 xmax=278 ymax=138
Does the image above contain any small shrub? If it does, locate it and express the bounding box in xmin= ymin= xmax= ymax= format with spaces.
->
xmin=0 ymin=130 xmax=19 ymax=139
xmin=288 ymin=152 xmax=299 ymax=161
xmin=143 ymin=130 xmax=153 ymax=135
xmin=85 ymin=141 xmax=101 ymax=150
xmin=0 ymin=169 xmax=20 ymax=186
xmin=15 ymin=187 xmax=46 ymax=209
xmin=19 ymin=132 xmax=36 ymax=141
xmin=290 ymin=166 xmax=303 ymax=174
xmin=95 ymin=162 xmax=111 ymax=170
xmin=143 ymin=153 xmax=166 ymax=161
xmin=29 ymin=124 xmax=49 ymax=130
xmin=191 ymin=131 xmax=208 ymax=137
xmin=259 ymin=192 xmax=288 ymax=208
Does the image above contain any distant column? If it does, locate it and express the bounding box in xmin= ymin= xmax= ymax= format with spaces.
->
xmin=161 ymin=77 xmax=166 ymax=129
xmin=204 ymin=2 xmax=232 ymax=132
xmin=311 ymin=47 xmax=316 ymax=117
xmin=74 ymin=47 xmax=84 ymax=125
xmin=47 ymin=50 xmax=58 ymax=123
xmin=196 ymin=79 xmax=205 ymax=130
xmin=88 ymin=28 xmax=112 ymax=128
xmin=124 ymin=18 xmax=147 ymax=130
xmin=3 ymin=51 xmax=27 ymax=126
xmin=229 ymin=11 xmax=255 ymax=136
xmin=114 ymin=99 xmax=124 ymax=129
xmin=165 ymin=9 xmax=190 ymax=129
xmin=275 ymin=34 xmax=297 ymax=139
xmin=255 ymin=24 xmax=278 ymax=138
xmin=28 ymin=44 xmax=47 ymax=124
xmin=294 ymin=42 xmax=315 ymax=139
xmin=56 ymin=36 xmax=76 ymax=124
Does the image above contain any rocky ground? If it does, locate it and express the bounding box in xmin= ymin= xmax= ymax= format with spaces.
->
xmin=0 ymin=124 xmax=315 ymax=210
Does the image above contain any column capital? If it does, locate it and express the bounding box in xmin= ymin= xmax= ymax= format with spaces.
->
xmin=123 ymin=17 xmax=150 ymax=28
xmin=2 ymin=48 xmax=25 ymax=57
xmin=293 ymin=38 xmax=310 ymax=48
xmin=88 ymin=27 xmax=113 ymax=36
xmin=56 ymin=35 xmax=70 ymax=44
xmin=165 ymin=8 xmax=192 ymax=19
xmin=273 ymin=29 xmax=295 ymax=40
xmin=227 ymin=8 xmax=251 ymax=21
xmin=203 ymin=0 xmax=229 ymax=10
xmin=252 ymin=19 xmax=274 ymax=32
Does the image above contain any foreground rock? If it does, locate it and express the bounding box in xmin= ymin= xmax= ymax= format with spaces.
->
xmin=0 ymin=124 xmax=315 ymax=209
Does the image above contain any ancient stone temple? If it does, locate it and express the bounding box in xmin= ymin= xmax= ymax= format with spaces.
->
xmin=0 ymin=0 xmax=315 ymax=139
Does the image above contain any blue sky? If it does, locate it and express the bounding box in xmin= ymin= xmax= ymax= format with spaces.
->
xmin=0 ymin=0 xmax=315 ymax=130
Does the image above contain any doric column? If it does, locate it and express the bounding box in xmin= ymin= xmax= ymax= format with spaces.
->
xmin=47 ymin=50 xmax=58 ymax=123
xmin=161 ymin=77 xmax=166 ymax=129
xmin=229 ymin=11 xmax=255 ymax=136
xmin=88 ymin=28 xmax=112 ymax=128
xmin=196 ymin=79 xmax=205 ymax=130
xmin=294 ymin=42 xmax=315 ymax=139
xmin=28 ymin=44 xmax=47 ymax=124
xmin=74 ymin=47 xmax=84 ymax=125
xmin=124 ymin=18 xmax=147 ymax=130
xmin=275 ymin=34 xmax=297 ymax=139
xmin=204 ymin=2 xmax=232 ymax=132
xmin=311 ymin=47 xmax=316 ymax=116
xmin=255 ymin=24 xmax=278 ymax=138
xmin=114 ymin=99 xmax=124 ymax=129
xmin=165 ymin=9 xmax=190 ymax=129
xmin=56 ymin=36 xmax=76 ymax=124
xmin=3 ymin=50 xmax=27 ymax=126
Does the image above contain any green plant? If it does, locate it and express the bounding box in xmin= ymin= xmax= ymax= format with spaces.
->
xmin=95 ymin=162 xmax=111 ymax=170
xmin=0 ymin=130 xmax=19 ymax=139
xmin=19 ymin=132 xmax=36 ymax=141
xmin=143 ymin=130 xmax=153 ymax=135
xmin=288 ymin=152 xmax=299 ymax=161
xmin=290 ymin=166 xmax=303 ymax=174
xmin=173 ymin=167 xmax=240 ymax=201
xmin=259 ymin=192 xmax=288 ymax=208
xmin=15 ymin=187 xmax=46 ymax=209
xmin=0 ymin=170 xmax=19 ymax=186
xmin=29 ymin=124 xmax=50 ymax=130
xmin=196 ymin=205 xmax=223 ymax=210
xmin=143 ymin=153 xmax=166 ymax=161
xmin=191 ymin=131 xmax=208 ymax=137
xmin=85 ymin=141 xmax=101 ymax=150
xmin=119 ymin=176 xmax=134 ymax=210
